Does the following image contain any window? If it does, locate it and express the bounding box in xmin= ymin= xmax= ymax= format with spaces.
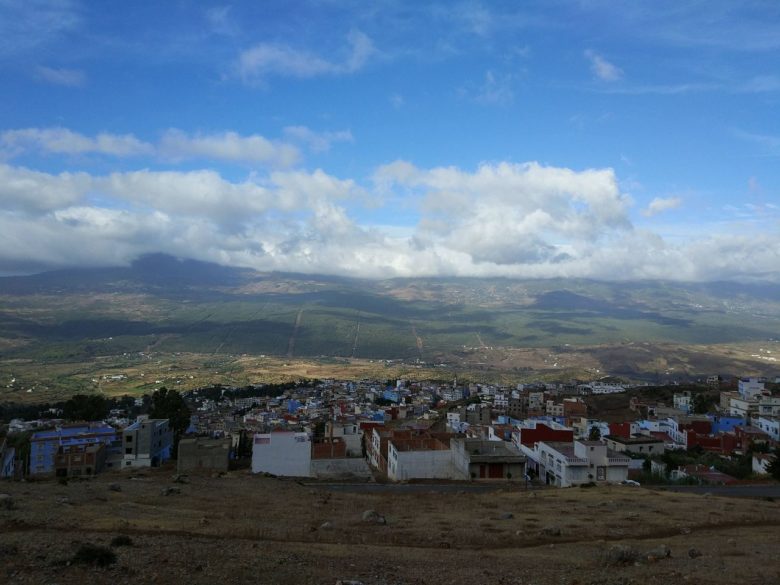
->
xmin=126 ymin=436 xmax=133 ymax=442
xmin=125 ymin=448 xmax=133 ymax=454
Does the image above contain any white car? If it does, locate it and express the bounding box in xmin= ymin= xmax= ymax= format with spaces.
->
xmin=621 ymin=479 xmax=641 ymax=487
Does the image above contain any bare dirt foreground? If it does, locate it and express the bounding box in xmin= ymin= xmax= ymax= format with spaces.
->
xmin=1 ymin=469 xmax=779 ymax=585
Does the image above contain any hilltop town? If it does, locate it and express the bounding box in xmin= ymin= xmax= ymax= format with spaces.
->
xmin=2 ymin=374 xmax=779 ymax=487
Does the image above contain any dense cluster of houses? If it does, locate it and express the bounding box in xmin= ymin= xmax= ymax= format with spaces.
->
xmin=1 ymin=375 xmax=778 ymax=485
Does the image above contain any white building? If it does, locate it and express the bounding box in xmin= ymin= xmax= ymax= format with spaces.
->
xmin=758 ymin=396 xmax=780 ymax=417
xmin=673 ymin=391 xmax=692 ymax=414
xmin=755 ymin=416 xmax=780 ymax=441
xmin=521 ymin=440 xmax=630 ymax=487
xmin=387 ymin=437 xmax=453 ymax=481
xmin=251 ymin=431 xmax=312 ymax=477
xmin=324 ymin=420 xmax=362 ymax=456
xmin=738 ymin=377 xmax=765 ymax=400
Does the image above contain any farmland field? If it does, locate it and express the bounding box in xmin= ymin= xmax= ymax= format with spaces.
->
xmin=1 ymin=255 xmax=779 ymax=400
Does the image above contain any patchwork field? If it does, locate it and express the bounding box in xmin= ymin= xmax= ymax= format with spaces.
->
xmin=1 ymin=255 xmax=779 ymax=402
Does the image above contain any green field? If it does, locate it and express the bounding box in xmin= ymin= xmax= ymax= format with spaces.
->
xmin=1 ymin=256 xmax=779 ymax=396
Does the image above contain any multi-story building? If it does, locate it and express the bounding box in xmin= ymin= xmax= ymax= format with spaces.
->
xmin=754 ymin=416 xmax=779 ymax=442
xmin=604 ymin=434 xmax=665 ymax=456
xmin=121 ymin=416 xmax=173 ymax=469
xmin=738 ymin=377 xmax=765 ymax=400
xmin=29 ymin=424 xmax=117 ymax=476
xmin=54 ymin=443 xmax=106 ymax=478
xmin=521 ymin=440 xmax=630 ymax=487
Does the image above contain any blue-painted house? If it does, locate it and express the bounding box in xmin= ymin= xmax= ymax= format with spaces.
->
xmin=29 ymin=424 xmax=118 ymax=476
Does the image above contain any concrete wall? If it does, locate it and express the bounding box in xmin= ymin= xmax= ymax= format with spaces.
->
xmin=388 ymin=447 xmax=454 ymax=481
xmin=310 ymin=457 xmax=371 ymax=479
xmin=252 ymin=432 xmax=312 ymax=477
xmin=178 ymin=438 xmax=230 ymax=473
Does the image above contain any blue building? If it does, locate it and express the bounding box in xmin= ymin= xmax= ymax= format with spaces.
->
xmin=29 ymin=424 xmax=118 ymax=476
xmin=708 ymin=415 xmax=745 ymax=434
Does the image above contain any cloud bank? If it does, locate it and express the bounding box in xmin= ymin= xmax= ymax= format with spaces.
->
xmin=1 ymin=141 xmax=778 ymax=282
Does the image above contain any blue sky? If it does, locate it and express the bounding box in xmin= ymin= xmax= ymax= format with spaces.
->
xmin=0 ymin=0 xmax=778 ymax=281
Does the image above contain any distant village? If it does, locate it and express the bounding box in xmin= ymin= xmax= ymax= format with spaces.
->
xmin=1 ymin=374 xmax=779 ymax=487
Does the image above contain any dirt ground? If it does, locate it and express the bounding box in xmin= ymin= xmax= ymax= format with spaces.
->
xmin=2 ymin=468 xmax=779 ymax=585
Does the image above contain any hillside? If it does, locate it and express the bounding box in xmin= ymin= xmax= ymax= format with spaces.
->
xmin=1 ymin=468 xmax=779 ymax=584
xmin=1 ymin=255 xmax=779 ymax=398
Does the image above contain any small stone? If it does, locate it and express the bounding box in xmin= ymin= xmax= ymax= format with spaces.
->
xmin=320 ymin=521 xmax=334 ymax=530
xmin=540 ymin=525 xmax=561 ymax=536
xmin=0 ymin=494 xmax=15 ymax=510
xmin=108 ymin=483 xmax=122 ymax=492
xmin=688 ymin=548 xmax=702 ymax=559
xmin=499 ymin=512 xmax=514 ymax=520
xmin=160 ymin=487 xmax=181 ymax=496
xmin=646 ymin=544 xmax=671 ymax=561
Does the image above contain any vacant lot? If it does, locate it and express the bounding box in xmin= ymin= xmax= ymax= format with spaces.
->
xmin=1 ymin=469 xmax=779 ymax=584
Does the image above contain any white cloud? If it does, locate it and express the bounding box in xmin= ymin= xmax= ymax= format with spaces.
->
xmin=159 ymin=129 xmax=299 ymax=167
xmin=0 ymin=0 xmax=81 ymax=57
xmin=0 ymin=163 xmax=91 ymax=212
xmin=0 ymin=127 xmax=154 ymax=158
xmin=642 ymin=196 xmax=682 ymax=217
xmin=584 ymin=49 xmax=623 ymax=82
xmin=474 ymin=70 xmax=514 ymax=105
xmin=0 ymin=127 xmax=303 ymax=167
xmin=238 ymin=29 xmax=375 ymax=82
xmin=377 ymin=160 xmax=631 ymax=265
xmin=0 ymin=160 xmax=778 ymax=283
xmin=35 ymin=65 xmax=86 ymax=87
xmin=282 ymin=126 xmax=354 ymax=153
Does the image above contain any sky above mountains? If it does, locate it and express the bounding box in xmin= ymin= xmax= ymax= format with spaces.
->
xmin=1 ymin=0 xmax=779 ymax=281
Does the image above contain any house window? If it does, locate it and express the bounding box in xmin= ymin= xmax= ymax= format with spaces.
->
xmin=126 ymin=436 xmax=133 ymax=442
xmin=125 ymin=448 xmax=133 ymax=454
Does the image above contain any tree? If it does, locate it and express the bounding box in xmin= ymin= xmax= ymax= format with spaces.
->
xmin=588 ymin=426 xmax=601 ymax=441
xmin=149 ymin=387 xmax=191 ymax=456
xmin=63 ymin=394 xmax=108 ymax=421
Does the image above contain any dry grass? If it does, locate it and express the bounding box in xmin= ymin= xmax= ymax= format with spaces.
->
xmin=1 ymin=468 xmax=780 ymax=584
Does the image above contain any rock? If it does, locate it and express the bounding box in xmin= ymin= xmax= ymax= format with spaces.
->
xmin=646 ymin=544 xmax=671 ymax=561
xmin=626 ymin=511 xmax=640 ymax=519
xmin=603 ymin=545 xmax=640 ymax=566
xmin=199 ymin=517 xmax=210 ymax=526
xmin=0 ymin=494 xmax=14 ymax=510
xmin=320 ymin=521 xmax=334 ymax=530
xmin=361 ymin=510 xmax=385 ymax=524
xmin=727 ymin=538 xmax=736 ymax=546
xmin=160 ymin=487 xmax=181 ymax=496
xmin=688 ymin=548 xmax=702 ymax=559
xmin=499 ymin=512 xmax=514 ymax=520
xmin=172 ymin=474 xmax=189 ymax=484
xmin=540 ymin=525 xmax=561 ymax=536
xmin=679 ymin=526 xmax=692 ymax=535
xmin=335 ymin=581 xmax=364 ymax=585
xmin=108 ymin=483 xmax=122 ymax=492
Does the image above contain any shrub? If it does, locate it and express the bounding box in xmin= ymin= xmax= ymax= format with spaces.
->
xmin=110 ymin=535 xmax=133 ymax=547
xmin=72 ymin=544 xmax=117 ymax=567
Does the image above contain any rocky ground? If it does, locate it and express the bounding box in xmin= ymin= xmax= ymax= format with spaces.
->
xmin=1 ymin=468 xmax=780 ymax=585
